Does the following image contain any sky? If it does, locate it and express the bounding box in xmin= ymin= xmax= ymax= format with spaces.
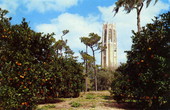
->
xmin=0 ymin=0 xmax=169 ymax=65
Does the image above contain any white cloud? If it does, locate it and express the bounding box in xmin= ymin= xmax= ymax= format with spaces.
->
xmin=0 ymin=0 xmax=81 ymax=13
xmin=0 ymin=0 xmax=19 ymax=14
xmin=36 ymin=13 xmax=102 ymax=63
xmin=23 ymin=0 xmax=79 ymax=13
xmin=98 ymin=0 xmax=170 ymax=64
xmin=36 ymin=0 xmax=169 ymax=65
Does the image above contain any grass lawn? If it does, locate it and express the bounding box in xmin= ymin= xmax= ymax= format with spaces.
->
xmin=36 ymin=91 xmax=130 ymax=110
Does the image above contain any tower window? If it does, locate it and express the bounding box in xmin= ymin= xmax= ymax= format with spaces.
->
xmin=109 ymin=29 xmax=112 ymax=42
xmin=104 ymin=29 xmax=107 ymax=43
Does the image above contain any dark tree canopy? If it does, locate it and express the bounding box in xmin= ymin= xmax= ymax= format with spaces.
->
xmin=111 ymin=11 xmax=170 ymax=109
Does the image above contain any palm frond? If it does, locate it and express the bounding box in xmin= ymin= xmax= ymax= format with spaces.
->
xmin=146 ymin=0 xmax=158 ymax=7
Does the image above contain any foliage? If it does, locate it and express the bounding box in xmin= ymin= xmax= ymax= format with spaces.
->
xmin=0 ymin=8 xmax=84 ymax=109
xmin=0 ymin=8 xmax=54 ymax=109
xmin=56 ymin=57 xmax=84 ymax=98
xmin=113 ymin=0 xmax=158 ymax=32
xmin=97 ymin=69 xmax=114 ymax=90
xmin=114 ymin=0 xmax=158 ymax=14
xmin=111 ymin=63 xmax=130 ymax=103
xmin=111 ymin=12 xmax=170 ymax=109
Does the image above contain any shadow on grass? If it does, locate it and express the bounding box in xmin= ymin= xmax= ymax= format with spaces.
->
xmin=104 ymin=101 xmax=139 ymax=110
xmin=101 ymin=95 xmax=139 ymax=110
xmin=37 ymin=98 xmax=64 ymax=104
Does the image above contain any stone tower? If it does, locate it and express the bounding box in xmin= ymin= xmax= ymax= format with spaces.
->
xmin=101 ymin=23 xmax=117 ymax=70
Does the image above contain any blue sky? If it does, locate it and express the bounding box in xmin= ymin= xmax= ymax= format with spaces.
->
xmin=0 ymin=0 xmax=170 ymax=65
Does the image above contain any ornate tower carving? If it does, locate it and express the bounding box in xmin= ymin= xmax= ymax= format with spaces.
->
xmin=101 ymin=23 xmax=117 ymax=70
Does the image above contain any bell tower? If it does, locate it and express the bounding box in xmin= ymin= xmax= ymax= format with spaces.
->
xmin=101 ymin=23 xmax=117 ymax=70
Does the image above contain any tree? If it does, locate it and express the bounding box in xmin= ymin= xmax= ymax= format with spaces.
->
xmin=97 ymin=69 xmax=114 ymax=90
xmin=61 ymin=30 xmax=69 ymax=40
xmin=0 ymin=8 xmax=84 ymax=109
xmin=0 ymin=9 xmax=55 ymax=109
xmin=80 ymin=33 xmax=101 ymax=91
xmin=113 ymin=0 xmax=158 ymax=32
xmin=53 ymin=30 xmax=70 ymax=56
xmin=111 ymin=11 xmax=170 ymax=109
xmin=80 ymin=51 xmax=94 ymax=91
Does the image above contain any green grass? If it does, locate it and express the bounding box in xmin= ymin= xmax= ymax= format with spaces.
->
xmin=69 ymin=101 xmax=82 ymax=107
xmin=37 ymin=91 xmax=113 ymax=110
xmin=86 ymin=94 xmax=96 ymax=99
xmin=37 ymin=105 xmax=55 ymax=110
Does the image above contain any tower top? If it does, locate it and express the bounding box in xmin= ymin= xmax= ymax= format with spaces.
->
xmin=103 ymin=23 xmax=116 ymax=29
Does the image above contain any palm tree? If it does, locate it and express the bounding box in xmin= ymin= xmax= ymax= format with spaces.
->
xmin=113 ymin=0 xmax=158 ymax=32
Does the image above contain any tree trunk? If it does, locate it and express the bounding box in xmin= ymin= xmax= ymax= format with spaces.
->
xmin=85 ymin=45 xmax=88 ymax=92
xmin=137 ymin=9 xmax=141 ymax=32
xmin=136 ymin=3 xmax=143 ymax=32
xmin=91 ymin=47 xmax=97 ymax=91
